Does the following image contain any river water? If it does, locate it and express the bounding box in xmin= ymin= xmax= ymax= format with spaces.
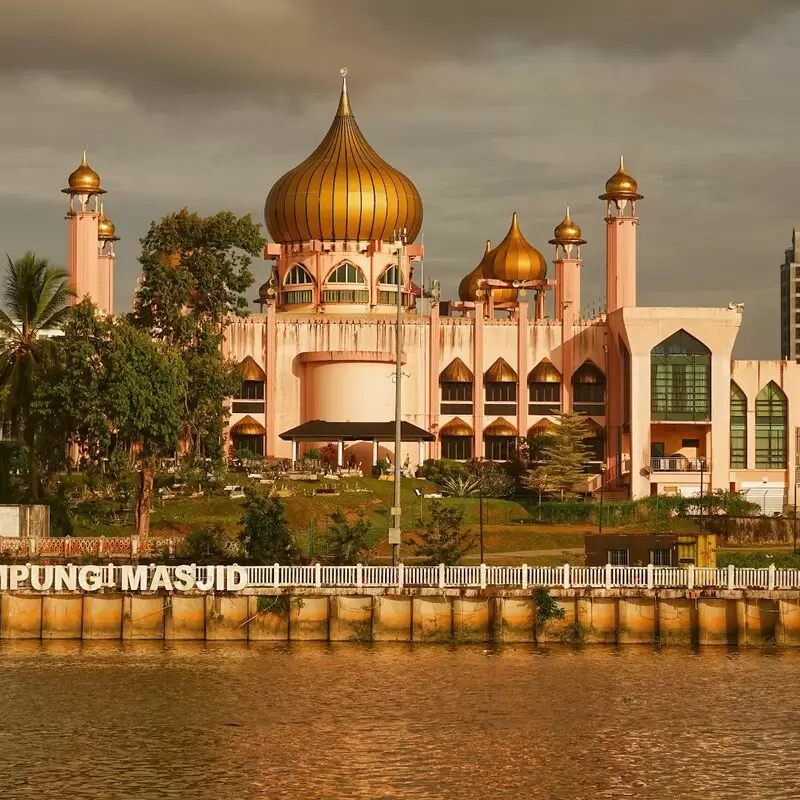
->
xmin=0 ymin=643 xmax=798 ymax=800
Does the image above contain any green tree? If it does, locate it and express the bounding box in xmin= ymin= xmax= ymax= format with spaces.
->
xmin=33 ymin=301 xmax=113 ymax=475
xmin=326 ymin=510 xmax=371 ymax=565
xmin=103 ymin=320 xmax=187 ymax=537
xmin=412 ymin=502 xmax=474 ymax=565
xmin=133 ymin=209 xmax=265 ymax=458
xmin=0 ymin=252 xmax=71 ymax=499
xmin=239 ymin=490 xmax=299 ymax=563
xmin=522 ymin=412 xmax=592 ymax=499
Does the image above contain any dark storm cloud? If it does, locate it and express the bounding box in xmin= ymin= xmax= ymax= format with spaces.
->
xmin=1 ymin=1 xmax=799 ymax=360
xmin=0 ymin=0 xmax=797 ymax=105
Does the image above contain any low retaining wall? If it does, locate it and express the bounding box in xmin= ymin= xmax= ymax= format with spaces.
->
xmin=1 ymin=588 xmax=799 ymax=645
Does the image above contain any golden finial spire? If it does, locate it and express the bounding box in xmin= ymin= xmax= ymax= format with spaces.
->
xmin=337 ymin=67 xmax=351 ymax=116
xmin=82 ymin=149 xmax=87 ymax=165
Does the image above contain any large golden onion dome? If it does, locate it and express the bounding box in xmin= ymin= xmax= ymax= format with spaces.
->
xmin=63 ymin=151 xmax=105 ymax=195
xmin=484 ymin=212 xmax=546 ymax=283
xmin=265 ymin=72 xmax=423 ymax=244
xmin=458 ymin=240 xmax=491 ymax=301
xmin=600 ymin=155 xmax=642 ymax=201
xmin=549 ymin=206 xmax=585 ymax=247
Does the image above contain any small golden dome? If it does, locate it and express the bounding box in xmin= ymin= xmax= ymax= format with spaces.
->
xmin=485 ymin=357 xmax=518 ymax=383
xmin=265 ymin=72 xmax=422 ymax=244
xmin=600 ymin=155 xmax=642 ymax=201
xmin=549 ymin=206 xmax=585 ymax=246
xmin=439 ymin=357 xmax=474 ymax=383
xmin=64 ymin=151 xmax=105 ymax=195
xmin=458 ymin=240 xmax=491 ymax=302
xmin=97 ymin=211 xmax=118 ymax=241
xmin=484 ymin=213 xmax=547 ymax=283
xmin=484 ymin=417 xmax=518 ymax=437
xmin=439 ymin=417 xmax=474 ymax=437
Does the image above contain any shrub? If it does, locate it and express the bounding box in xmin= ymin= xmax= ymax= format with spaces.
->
xmin=239 ymin=490 xmax=299 ymax=563
xmin=185 ymin=526 xmax=233 ymax=564
xmin=411 ymin=501 xmax=474 ymax=565
xmin=418 ymin=459 xmax=469 ymax=486
xmin=325 ymin=510 xmax=372 ymax=565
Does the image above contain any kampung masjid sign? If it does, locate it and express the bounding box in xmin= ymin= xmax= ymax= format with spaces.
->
xmin=0 ymin=564 xmax=248 ymax=593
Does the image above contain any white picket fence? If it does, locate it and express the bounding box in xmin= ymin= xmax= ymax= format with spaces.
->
xmin=140 ymin=563 xmax=800 ymax=591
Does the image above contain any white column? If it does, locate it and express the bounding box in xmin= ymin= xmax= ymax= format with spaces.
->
xmin=418 ymin=440 xmax=425 ymax=468
xmin=291 ymin=440 xmax=298 ymax=464
xmin=372 ymin=440 xmax=379 ymax=466
xmin=337 ymin=440 xmax=344 ymax=467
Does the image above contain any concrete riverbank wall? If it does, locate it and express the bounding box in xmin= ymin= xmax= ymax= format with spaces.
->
xmin=1 ymin=588 xmax=800 ymax=645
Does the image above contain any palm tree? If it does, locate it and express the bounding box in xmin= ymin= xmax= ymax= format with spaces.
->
xmin=0 ymin=252 xmax=72 ymax=499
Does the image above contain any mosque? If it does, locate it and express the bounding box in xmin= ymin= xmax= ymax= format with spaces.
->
xmin=60 ymin=74 xmax=800 ymax=513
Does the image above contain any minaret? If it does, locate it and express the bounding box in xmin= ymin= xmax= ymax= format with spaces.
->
xmin=550 ymin=206 xmax=585 ymax=322
xmin=600 ymin=156 xmax=641 ymax=313
xmin=62 ymin=152 xmax=114 ymax=312
xmin=96 ymin=204 xmax=119 ymax=315
xmin=550 ymin=207 xmax=586 ymax=411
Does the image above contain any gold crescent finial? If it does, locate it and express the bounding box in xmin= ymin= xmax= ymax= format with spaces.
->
xmin=340 ymin=67 xmax=348 ymax=78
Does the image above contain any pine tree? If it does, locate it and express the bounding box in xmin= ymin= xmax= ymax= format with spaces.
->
xmin=522 ymin=412 xmax=592 ymax=498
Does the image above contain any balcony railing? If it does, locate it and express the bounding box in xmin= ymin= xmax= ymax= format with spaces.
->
xmin=650 ymin=457 xmax=709 ymax=472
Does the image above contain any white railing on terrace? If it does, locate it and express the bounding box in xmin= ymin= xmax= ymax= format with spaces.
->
xmin=650 ymin=457 xmax=709 ymax=472
xmin=11 ymin=563 xmax=796 ymax=592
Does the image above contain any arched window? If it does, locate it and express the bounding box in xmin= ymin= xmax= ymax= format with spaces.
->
xmin=377 ymin=264 xmax=405 ymax=305
xmin=528 ymin=359 xmax=561 ymax=414
xmin=651 ymin=330 xmax=711 ymax=421
xmin=439 ymin=358 xmax=474 ymax=413
xmin=572 ymin=361 xmax=605 ymax=416
xmin=440 ymin=417 xmax=473 ymax=461
xmin=282 ymin=263 xmax=313 ymax=305
xmin=484 ymin=418 xmax=518 ymax=461
xmin=285 ymin=264 xmax=313 ymax=285
xmin=378 ymin=265 xmax=400 ymax=286
xmin=324 ymin=261 xmax=368 ymax=304
xmin=755 ymin=382 xmax=787 ymax=468
xmin=327 ymin=262 xmax=366 ymax=284
xmin=730 ymin=382 xmax=747 ymax=468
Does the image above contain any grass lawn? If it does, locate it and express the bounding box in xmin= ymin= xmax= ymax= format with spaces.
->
xmin=69 ymin=474 xmax=714 ymax=564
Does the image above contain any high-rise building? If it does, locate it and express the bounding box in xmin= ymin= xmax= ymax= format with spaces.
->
xmin=780 ymin=229 xmax=800 ymax=361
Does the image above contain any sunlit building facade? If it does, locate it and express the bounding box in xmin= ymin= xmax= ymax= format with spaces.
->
xmin=64 ymin=76 xmax=800 ymax=512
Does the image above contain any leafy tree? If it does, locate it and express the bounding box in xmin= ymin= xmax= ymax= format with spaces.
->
xmin=103 ymin=320 xmax=187 ymax=537
xmin=239 ymin=490 xmax=299 ymax=563
xmin=412 ymin=502 xmax=474 ymax=565
xmin=33 ymin=301 xmax=113 ymax=474
xmin=133 ymin=209 xmax=265 ymax=458
xmin=522 ymin=412 xmax=592 ymax=499
xmin=326 ymin=510 xmax=371 ymax=565
xmin=0 ymin=252 xmax=71 ymax=499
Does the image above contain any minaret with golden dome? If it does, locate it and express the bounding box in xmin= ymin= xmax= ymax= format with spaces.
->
xmin=550 ymin=206 xmax=585 ymax=324
xmin=600 ymin=155 xmax=641 ymax=313
xmin=262 ymin=70 xmax=424 ymax=314
xmin=63 ymin=151 xmax=117 ymax=315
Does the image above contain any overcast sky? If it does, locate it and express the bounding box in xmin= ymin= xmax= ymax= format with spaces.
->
xmin=2 ymin=0 xmax=799 ymax=358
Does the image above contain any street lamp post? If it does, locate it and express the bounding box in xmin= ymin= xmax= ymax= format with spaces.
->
xmin=389 ymin=231 xmax=406 ymax=566
xmin=699 ymin=459 xmax=705 ymax=532
xmin=479 ymin=475 xmax=485 ymax=564
xmin=598 ymin=464 xmax=608 ymax=535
